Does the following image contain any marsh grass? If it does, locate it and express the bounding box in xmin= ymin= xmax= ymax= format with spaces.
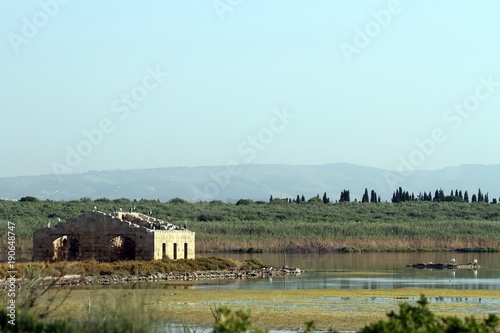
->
xmin=1 ymin=200 xmax=500 ymax=253
xmin=76 ymin=294 xmax=156 ymax=333
xmin=0 ymin=257 xmax=239 ymax=279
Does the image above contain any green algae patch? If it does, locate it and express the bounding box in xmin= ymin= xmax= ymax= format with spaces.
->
xmin=329 ymin=270 xmax=398 ymax=276
xmin=40 ymin=287 xmax=500 ymax=331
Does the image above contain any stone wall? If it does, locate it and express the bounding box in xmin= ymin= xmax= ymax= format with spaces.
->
xmin=32 ymin=211 xmax=195 ymax=262
xmin=153 ymin=230 xmax=195 ymax=260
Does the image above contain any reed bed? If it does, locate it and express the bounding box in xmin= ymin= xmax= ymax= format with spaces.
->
xmin=1 ymin=200 xmax=499 ymax=253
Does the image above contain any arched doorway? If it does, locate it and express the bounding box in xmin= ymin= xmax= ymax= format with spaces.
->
xmin=52 ymin=235 xmax=80 ymax=261
xmin=109 ymin=236 xmax=136 ymax=261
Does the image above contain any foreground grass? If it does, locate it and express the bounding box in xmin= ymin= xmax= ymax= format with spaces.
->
xmin=1 ymin=263 xmax=499 ymax=332
xmin=35 ymin=287 xmax=500 ymax=331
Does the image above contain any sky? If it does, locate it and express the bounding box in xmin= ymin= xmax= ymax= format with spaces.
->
xmin=1 ymin=0 xmax=500 ymax=178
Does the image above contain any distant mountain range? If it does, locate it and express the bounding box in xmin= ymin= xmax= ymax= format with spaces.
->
xmin=0 ymin=164 xmax=499 ymax=202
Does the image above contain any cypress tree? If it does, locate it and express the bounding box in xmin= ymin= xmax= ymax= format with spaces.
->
xmin=362 ymin=188 xmax=369 ymax=203
xmin=339 ymin=190 xmax=350 ymax=202
xmin=395 ymin=190 xmax=401 ymax=203
xmin=478 ymin=188 xmax=484 ymax=202
xmin=322 ymin=192 xmax=330 ymax=204
xmin=439 ymin=189 xmax=445 ymax=201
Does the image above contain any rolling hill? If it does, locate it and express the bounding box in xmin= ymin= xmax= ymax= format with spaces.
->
xmin=0 ymin=163 xmax=499 ymax=202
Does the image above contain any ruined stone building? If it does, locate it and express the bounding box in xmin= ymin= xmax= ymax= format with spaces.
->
xmin=32 ymin=211 xmax=195 ymax=261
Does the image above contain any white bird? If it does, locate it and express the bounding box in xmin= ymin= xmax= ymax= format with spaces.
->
xmin=47 ymin=221 xmax=51 ymax=228
xmin=450 ymin=258 xmax=456 ymax=264
xmin=473 ymin=259 xmax=478 ymax=264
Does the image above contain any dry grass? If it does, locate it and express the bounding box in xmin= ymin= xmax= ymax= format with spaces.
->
xmin=0 ymin=257 xmax=239 ymax=279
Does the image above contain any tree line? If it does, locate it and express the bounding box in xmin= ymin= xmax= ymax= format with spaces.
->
xmin=391 ymin=187 xmax=496 ymax=204
xmin=17 ymin=186 xmax=500 ymax=207
xmin=265 ymin=187 xmax=499 ymax=205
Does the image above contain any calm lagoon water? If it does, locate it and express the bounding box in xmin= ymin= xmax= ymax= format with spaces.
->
xmin=152 ymin=252 xmax=500 ymax=332
xmin=194 ymin=252 xmax=500 ymax=290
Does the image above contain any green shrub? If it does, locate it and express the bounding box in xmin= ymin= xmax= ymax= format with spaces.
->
xmin=0 ymin=305 xmax=74 ymax=333
xmin=242 ymin=257 xmax=264 ymax=270
xmin=236 ymin=199 xmax=254 ymax=205
xmin=211 ymin=306 xmax=266 ymax=333
xmin=361 ymin=296 xmax=499 ymax=333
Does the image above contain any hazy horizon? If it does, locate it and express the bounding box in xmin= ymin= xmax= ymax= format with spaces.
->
xmin=3 ymin=161 xmax=500 ymax=179
xmin=2 ymin=1 xmax=500 ymax=178
xmin=1 ymin=163 xmax=500 ymax=202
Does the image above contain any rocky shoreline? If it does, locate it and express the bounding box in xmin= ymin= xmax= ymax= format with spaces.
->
xmin=7 ymin=266 xmax=303 ymax=288
xmin=406 ymin=262 xmax=480 ymax=270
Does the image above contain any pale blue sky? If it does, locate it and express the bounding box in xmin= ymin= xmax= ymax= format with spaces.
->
xmin=1 ymin=0 xmax=499 ymax=177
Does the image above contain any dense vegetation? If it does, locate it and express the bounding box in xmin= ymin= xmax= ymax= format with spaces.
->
xmin=1 ymin=195 xmax=500 ymax=253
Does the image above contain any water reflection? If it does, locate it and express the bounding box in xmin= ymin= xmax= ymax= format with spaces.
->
xmin=203 ymin=252 xmax=500 ymax=290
